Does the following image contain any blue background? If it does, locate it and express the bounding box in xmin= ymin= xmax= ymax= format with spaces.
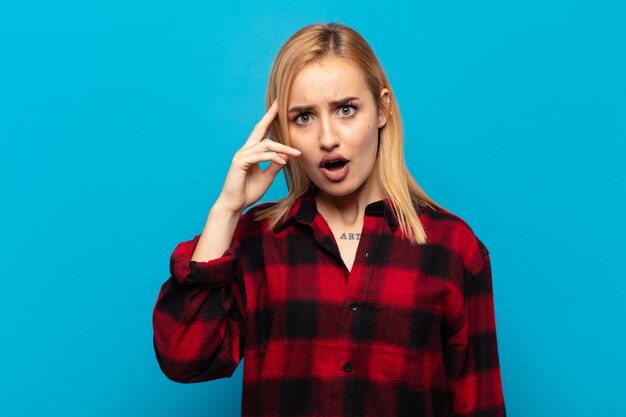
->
xmin=1 ymin=1 xmax=624 ymax=416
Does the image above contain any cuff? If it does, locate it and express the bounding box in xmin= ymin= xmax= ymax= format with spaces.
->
xmin=169 ymin=239 xmax=240 ymax=288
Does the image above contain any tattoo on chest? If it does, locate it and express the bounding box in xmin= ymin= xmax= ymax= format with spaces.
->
xmin=338 ymin=232 xmax=361 ymax=240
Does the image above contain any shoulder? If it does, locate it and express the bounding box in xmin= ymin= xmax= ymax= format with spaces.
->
xmin=241 ymin=201 xmax=278 ymax=222
xmin=236 ymin=201 xmax=281 ymax=233
xmin=418 ymin=205 xmax=489 ymax=275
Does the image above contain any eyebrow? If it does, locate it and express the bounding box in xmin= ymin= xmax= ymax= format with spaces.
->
xmin=288 ymin=96 xmax=360 ymax=115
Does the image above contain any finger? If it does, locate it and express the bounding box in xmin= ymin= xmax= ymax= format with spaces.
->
xmin=262 ymin=156 xmax=287 ymax=179
xmin=237 ymin=149 xmax=287 ymax=168
xmin=244 ymin=99 xmax=279 ymax=147
xmin=264 ymin=139 xmax=301 ymax=156
xmin=239 ymin=138 xmax=302 ymax=157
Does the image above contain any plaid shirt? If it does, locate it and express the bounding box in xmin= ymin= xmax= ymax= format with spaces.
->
xmin=152 ymin=186 xmax=506 ymax=417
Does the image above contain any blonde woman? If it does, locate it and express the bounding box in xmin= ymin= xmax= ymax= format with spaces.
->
xmin=153 ymin=22 xmax=506 ymax=417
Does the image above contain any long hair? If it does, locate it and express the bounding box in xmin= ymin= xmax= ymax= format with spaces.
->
xmin=253 ymin=22 xmax=446 ymax=245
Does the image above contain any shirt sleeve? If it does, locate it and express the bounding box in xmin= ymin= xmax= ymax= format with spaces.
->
xmin=151 ymin=209 xmax=254 ymax=383
xmin=444 ymin=241 xmax=507 ymax=416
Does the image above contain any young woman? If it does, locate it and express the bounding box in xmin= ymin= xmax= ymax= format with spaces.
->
xmin=153 ymin=22 xmax=506 ymax=417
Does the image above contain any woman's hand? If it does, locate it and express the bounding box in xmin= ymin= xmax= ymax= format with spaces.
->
xmin=215 ymin=99 xmax=301 ymax=214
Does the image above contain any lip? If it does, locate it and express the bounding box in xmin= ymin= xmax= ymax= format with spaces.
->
xmin=320 ymin=161 xmax=350 ymax=182
xmin=319 ymin=152 xmax=349 ymax=168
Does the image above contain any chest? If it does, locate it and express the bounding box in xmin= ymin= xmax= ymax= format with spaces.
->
xmin=328 ymin=223 xmax=363 ymax=273
xmin=335 ymin=239 xmax=359 ymax=273
xmin=255 ymin=218 xmax=458 ymax=313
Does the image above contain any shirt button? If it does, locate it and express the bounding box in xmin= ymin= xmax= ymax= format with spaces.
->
xmin=364 ymin=250 xmax=369 ymax=258
xmin=350 ymin=302 xmax=358 ymax=311
xmin=343 ymin=362 xmax=352 ymax=373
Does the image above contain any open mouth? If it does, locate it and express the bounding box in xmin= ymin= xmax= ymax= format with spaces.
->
xmin=323 ymin=160 xmax=348 ymax=171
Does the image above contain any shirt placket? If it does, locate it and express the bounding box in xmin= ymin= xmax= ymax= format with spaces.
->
xmin=309 ymin=212 xmax=384 ymax=417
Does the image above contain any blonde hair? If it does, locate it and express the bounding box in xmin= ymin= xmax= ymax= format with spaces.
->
xmin=254 ymin=22 xmax=446 ymax=245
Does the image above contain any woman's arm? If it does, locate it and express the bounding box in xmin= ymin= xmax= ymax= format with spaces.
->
xmin=151 ymin=99 xmax=299 ymax=383
xmin=444 ymin=247 xmax=507 ymax=416
xmin=190 ymin=199 xmax=242 ymax=263
xmin=151 ymin=205 xmax=254 ymax=383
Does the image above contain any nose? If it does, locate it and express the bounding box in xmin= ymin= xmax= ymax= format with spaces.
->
xmin=319 ymin=118 xmax=340 ymax=151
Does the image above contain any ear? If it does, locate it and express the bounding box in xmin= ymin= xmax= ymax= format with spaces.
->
xmin=378 ymin=88 xmax=391 ymax=127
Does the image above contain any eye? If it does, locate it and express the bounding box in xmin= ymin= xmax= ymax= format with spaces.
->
xmin=293 ymin=112 xmax=314 ymax=127
xmin=338 ymin=102 xmax=359 ymax=118
xmin=291 ymin=101 xmax=360 ymax=127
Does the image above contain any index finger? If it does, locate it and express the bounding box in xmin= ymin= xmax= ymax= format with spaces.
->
xmin=245 ymin=99 xmax=279 ymax=146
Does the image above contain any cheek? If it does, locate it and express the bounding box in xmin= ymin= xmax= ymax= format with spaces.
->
xmin=288 ymin=138 xmax=314 ymax=166
xmin=288 ymin=130 xmax=318 ymax=155
xmin=288 ymin=124 xmax=312 ymax=143
xmin=343 ymin=122 xmax=378 ymax=151
xmin=287 ymin=131 xmax=306 ymax=152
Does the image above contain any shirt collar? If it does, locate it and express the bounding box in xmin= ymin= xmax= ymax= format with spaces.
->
xmin=274 ymin=186 xmax=399 ymax=233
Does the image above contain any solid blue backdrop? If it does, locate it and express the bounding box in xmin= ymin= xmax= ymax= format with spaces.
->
xmin=1 ymin=1 xmax=624 ymax=416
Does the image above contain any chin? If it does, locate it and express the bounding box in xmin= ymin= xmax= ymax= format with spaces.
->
xmin=312 ymin=177 xmax=366 ymax=198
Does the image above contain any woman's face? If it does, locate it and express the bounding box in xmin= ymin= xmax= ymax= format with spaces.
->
xmin=287 ymin=57 xmax=389 ymax=199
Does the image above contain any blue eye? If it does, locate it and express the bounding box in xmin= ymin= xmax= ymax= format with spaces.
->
xmin=292 ymin=101 xmax=360 ymax=127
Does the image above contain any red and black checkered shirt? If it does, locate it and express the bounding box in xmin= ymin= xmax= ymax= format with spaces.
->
xmin=152 ymin=186 xmax=507 ymax=416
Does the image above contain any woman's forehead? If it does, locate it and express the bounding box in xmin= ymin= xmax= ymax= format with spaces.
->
xmin=289 ymin=60 xmax=369 ymax=106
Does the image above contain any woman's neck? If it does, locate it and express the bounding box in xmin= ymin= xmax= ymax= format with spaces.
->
xmin=314 ymin=183 xmax=385 ymax=228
